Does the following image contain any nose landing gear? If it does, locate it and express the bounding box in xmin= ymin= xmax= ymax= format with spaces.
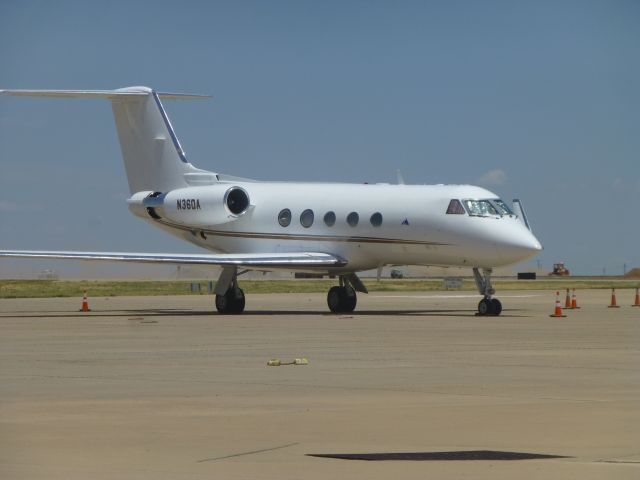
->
xmin=473 ymin=267 xmax=502 ymax=316
xmin=477 ymin=297 xmax=502 ymax=316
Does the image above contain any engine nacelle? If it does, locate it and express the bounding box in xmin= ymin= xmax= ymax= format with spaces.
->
xmin=127 ymin=185 xmax=251 ymax=227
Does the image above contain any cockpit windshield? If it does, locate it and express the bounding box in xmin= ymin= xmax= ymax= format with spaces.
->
xmin=464 ymin=199 xmax=499 ymax=217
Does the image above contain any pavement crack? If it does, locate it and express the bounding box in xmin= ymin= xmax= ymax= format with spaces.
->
xmin=197 ymin=442 xmax=299 ymax=463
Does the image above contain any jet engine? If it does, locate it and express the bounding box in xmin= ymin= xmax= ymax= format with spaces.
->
xmin=127 ymin=185 xmax=251 ymax=226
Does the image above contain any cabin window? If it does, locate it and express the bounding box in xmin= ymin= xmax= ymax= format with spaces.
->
xmin=464 ymin=199 xmax=499 ymax=217
xmin=347 ymin=212 xmax=359 ymax=227
xmin=370 ymin=212 xmax=383 ymax=226
xmin=278 ymin=208 xmax=292 ymax=227
xmin=300 ymin=209 xmax=314 ymax=228
xmin=324 ymin=211 xmax=336 ymax=227
xmin=446 ymin=199 xmax=466 ymax=215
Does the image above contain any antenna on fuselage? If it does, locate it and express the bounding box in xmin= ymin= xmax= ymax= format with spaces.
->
xmin=396 ymin=169 xmax=405 ymax=185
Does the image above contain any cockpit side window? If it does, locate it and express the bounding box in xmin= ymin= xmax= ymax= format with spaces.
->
xmin=464 ymin=199 xmax=499 ymax=217
xmin=446 ymin=199 xmax=466 ymax=215
xmin=492 ymin=199 xmax=513 ymax=216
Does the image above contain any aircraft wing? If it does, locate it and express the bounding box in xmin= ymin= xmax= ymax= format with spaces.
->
xmin=0 ymin=250 xmax=347 ymax=269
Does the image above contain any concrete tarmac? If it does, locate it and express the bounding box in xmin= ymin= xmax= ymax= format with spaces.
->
xmin=1 ymin=290 xmax=639 ymax=479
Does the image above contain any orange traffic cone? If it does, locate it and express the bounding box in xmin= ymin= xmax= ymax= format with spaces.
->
xmin=608 ymin=288 xmax=620 ymax=308
xmin=571 ymin=288 xmax=580 ymax=309
xmin=549 ymin=291 xmax=566 ymax=318
xmin=564 ymin=289 xmax=572 ymax=309
xmin=79 ymin=291 xmax=91 ymax=312
xmin=631 ymin=287 xmax=640 ymax=307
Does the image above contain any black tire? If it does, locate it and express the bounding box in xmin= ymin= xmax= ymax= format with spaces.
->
xmin=216 ymin=288 xmax=245 ymax=314
xmin=327 ymin=286 xmax=358 ymax=313
xmin=215 ymin=293 xmax=230 ymax=313
xmin=490 ymin=298 xmax=502 ymax=316
xmin=478 ymin=298 xmax=492 ymax=316
xmin=327 ymin=286 xmax=343 ymax=313
xmin=231 ymin=288 xmax=245 ymax=314
xmin=340 ymin=286 xmax=357 ymax=313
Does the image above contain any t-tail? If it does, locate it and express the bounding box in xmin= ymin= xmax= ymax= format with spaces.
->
xmin=0 ymin=86 xmax=215 ymax=193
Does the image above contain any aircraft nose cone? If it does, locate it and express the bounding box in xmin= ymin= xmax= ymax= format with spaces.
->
xmin=521 ymin=231 xmax=543 ymax=253
xmin=512 ymin=229 xmax=543 ymax=258
xmin=495 ymin=226 xmax=543 ymax=264
xmin=530 ymin=236 xmax=543 ymax=253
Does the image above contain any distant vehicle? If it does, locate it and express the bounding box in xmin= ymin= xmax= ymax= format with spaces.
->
xmin=390 ymin=269 xmax=404 ymax=279
xmin=549 ymin=262 xmax=570 ymax=276
xmin=37 ymin=269 xmax=59 ymax=280
xmin=0 ymin=86 xmax=542 ymax=316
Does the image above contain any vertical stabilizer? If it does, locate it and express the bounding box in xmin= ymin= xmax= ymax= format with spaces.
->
xmin=0 ymin=86 xmax=214 ymax=194
xmin=111 ymin=87 xmax=204 ymax=193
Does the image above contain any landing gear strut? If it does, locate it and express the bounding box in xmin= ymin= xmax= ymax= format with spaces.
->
xmin=473 ymin=267 xmax=502 ymax=316
xmin=215 ymin=267 xmax=245 ymax=314
xmin=327 ymin=274 xmax=367 ymax=313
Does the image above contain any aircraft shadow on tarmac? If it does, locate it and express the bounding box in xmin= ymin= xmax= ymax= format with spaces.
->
xmin=1 ymin=308 xmax=529 ymax=318
xmin=307 ymin=450 xmax=570 ymax=461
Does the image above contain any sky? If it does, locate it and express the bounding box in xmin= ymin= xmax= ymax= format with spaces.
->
xmin=0 ymin=0 xmax=638 ymax=278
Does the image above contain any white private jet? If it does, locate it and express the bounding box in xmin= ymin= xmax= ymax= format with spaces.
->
xmin=0 ymin=86 xmax=542 ymax=315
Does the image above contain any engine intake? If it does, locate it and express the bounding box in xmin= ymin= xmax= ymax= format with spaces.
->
xmin=225 ymin=187 xmax=250 ymax=215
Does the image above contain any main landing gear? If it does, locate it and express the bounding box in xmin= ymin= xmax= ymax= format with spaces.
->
xmin=326 ymin=274 xmax=367 ymax=313
xmin=215 ymin=283 xmax=245 ymax=314
xmin=214 ymin=267 xmax=245 ymax=314
xmin=327 ymin=285 xmax=357 ymax=313
xmin=473 ymin=267 xmax=502 ymax=316
xmin=213 ymin=268 xmax=369 ymax=315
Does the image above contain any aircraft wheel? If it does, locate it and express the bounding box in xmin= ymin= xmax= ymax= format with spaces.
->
xmin=327 ymin=286 xmax=343 ymax=313
xmin=340 ymin=286 xmax=357 ymax=313
xmin=215 ymin=293 xmax=230 ymax=314
xmin=231 ymin=288 xmax=245 ymax=314
xmin=490 ymin=298 xmax=502 ymax=316
xmin=327 ymin=286 xmax=357 ymax=313
xmin=216 ymin=288 xmax=245 ymax=314
xmin=478 ymin=298 xmax=491 ymax=316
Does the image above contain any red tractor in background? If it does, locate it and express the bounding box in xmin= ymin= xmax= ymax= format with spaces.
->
xmin=549 ymin=262 xmax=570 ymax=276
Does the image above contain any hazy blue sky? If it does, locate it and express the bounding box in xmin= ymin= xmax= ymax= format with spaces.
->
xmin=1 ymin=0 xmax=638 ymax=277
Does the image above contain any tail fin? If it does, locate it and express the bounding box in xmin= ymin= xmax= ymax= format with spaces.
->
xmin=0 ymin=86 xmax=214 ymax=193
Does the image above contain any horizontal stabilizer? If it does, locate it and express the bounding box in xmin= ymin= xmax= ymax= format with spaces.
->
xmin=0 ymin=88 xmax=210 ymax=100
xmin=0 ymin=250 xmax=347 ymax=269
